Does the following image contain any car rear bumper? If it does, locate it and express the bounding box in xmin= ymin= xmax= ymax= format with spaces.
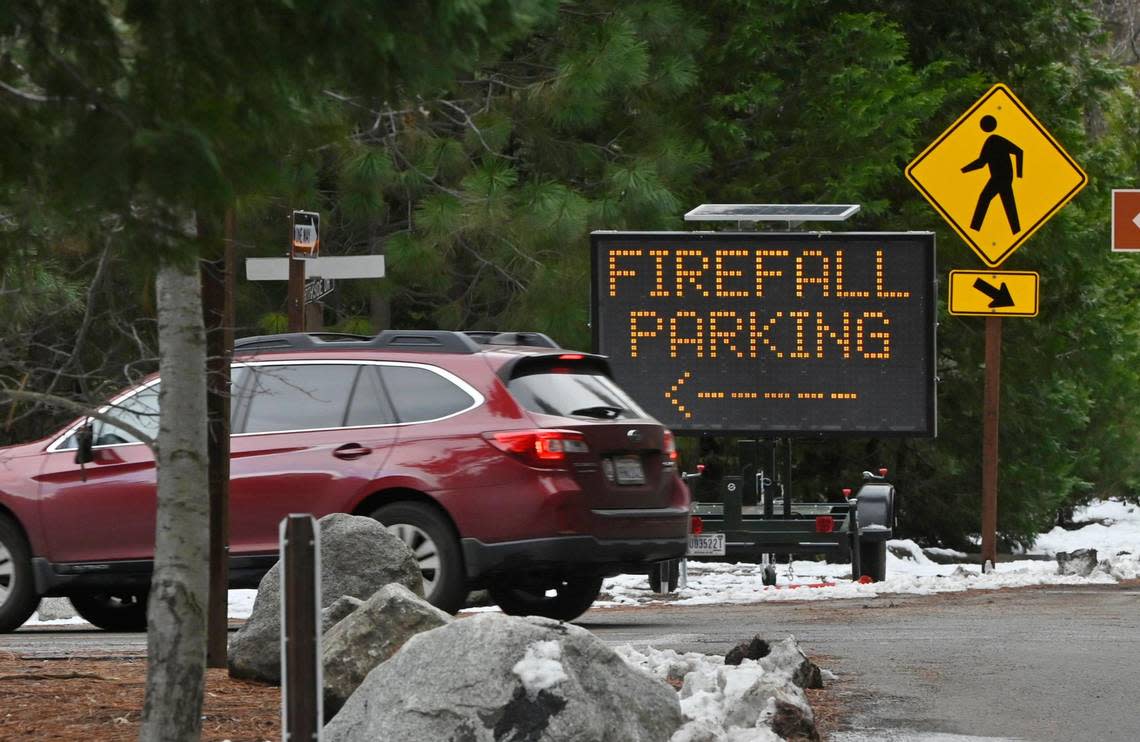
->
xmin=461 ymin=534 xmax=688 ymax=584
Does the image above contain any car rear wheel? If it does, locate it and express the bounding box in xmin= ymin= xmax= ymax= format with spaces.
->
xmin=371 ymin=502 xmax=467 ymax=615
xmin=0 ymin=517 xmax=40 ymax=633
xmin=69 ymin=591 xmax=148 ymax=632
xmin=647 ymin=560 xmax=679 ymax=593
xmin=488 ymin=575 xmax=604 ymax=622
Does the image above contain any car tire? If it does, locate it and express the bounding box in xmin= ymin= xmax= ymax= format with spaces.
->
xmin=488 ymin=575 xmax=604 ymax=622
xmin=858 ymin=540 xmax=887 ymax=582
xmin=69 ymin=591 xmax=148 ymax=632
xmin=647 ymin=560 xmax=680 ymax=593
xmin=371 ymin=502 xmax=467 ymax=615
xmin=0 ymin=516 xmax=40 ymax=633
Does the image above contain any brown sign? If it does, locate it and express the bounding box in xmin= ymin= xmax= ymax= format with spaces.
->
xmin=1112 ymin=190 xmax=1140 ymax=252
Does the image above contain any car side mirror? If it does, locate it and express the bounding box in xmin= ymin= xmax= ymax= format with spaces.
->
xmin=74 ymin=422 xmax=95 ymax=465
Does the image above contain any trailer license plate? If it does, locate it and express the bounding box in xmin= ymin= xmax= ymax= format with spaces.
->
xmin=688 ymin=533 xmax=725 ymax=556
xmin=614 ymin=455 xmax=645 ymax=485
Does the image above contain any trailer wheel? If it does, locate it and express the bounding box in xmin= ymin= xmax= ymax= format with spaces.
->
xmin=858 ymin=540 xmax=887 ymax=582
xmin=761 ymin=564 xmax=778 ymax=586
xmin=647 ymin=560 xmax=680 ymax=593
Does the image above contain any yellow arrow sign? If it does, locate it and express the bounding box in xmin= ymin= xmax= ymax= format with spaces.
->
xmin=907 ymin=84 xmax=1086 ymax=268
xmin=948 ymin=270 xmax=1039 ymax=317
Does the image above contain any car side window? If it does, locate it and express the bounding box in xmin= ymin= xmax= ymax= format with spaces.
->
xmin=57 ymin=381 xmax=162 ymax=449
xmin=346 ymin=366 xmax=398 ymax=427
xmin=242 ymin=364 xmax=357 ymax=434
xmin=381 ymin=365 xmax=475 ymax=423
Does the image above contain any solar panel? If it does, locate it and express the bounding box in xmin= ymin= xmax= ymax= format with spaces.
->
xmin=684 ymin=204 xmax=861 ymax=222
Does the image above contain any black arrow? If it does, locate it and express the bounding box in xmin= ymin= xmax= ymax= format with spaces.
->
xmin=973 ymin=277 xmax=1015 ymax=308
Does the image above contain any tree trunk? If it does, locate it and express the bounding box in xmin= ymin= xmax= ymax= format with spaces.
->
xmin=140 ymin=259 xmax=209 ymax=741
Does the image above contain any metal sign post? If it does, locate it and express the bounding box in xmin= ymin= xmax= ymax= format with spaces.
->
xmin=280 ymin=514 xmax=322 ymax=741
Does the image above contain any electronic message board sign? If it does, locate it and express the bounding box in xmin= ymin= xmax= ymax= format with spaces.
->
xmin=591 ymin=231 xmax=937 ymax=436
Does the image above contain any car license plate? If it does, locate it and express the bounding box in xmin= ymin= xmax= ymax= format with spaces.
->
xmin=688 ymin=532 xmax=725 ymax=556
xmin=613 ymin=455 xmax=645 ymax=485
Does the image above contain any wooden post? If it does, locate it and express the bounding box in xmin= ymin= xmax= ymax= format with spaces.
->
xmin=288 ymin=257 xmax=306 ymax=333
xmin=203 ymin=209 xmax=235 ymax=668
xmin=981 ymin=316 xmax=1002 ymax=569
xmin=281 ymin=514 xmax=322 ymax=740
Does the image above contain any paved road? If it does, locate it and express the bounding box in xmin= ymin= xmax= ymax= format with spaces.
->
xmin=578 ymin=584 xmax=1140 ymax=742
xmin=4 ymin=584 xmax=1138 ymax=741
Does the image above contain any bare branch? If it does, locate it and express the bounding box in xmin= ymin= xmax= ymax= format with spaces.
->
xmin=0 ymin=389 xmax=156 ymax=450
xmin=0 ymin=79 xmax=58 ymax=103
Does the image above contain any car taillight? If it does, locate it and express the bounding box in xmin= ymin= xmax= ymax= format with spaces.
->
xmin=484 ymin=430 xmax=589 ymax=467
xmin=691 ymin=515 xmax=703 ymax=535
xmin=815 ymin=515 xmax=835 ymax=534
xmin=663 ymin=429 xmax=678 ymax=465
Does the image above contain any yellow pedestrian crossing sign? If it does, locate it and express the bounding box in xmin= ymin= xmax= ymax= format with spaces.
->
xmin=948 ymin=270 xmax=1039 ymax=317
xmin=906 ymin=84 xmax=1086 ymax=267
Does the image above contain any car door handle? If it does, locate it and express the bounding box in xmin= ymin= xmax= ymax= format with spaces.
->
xmin=333 ymin=444 xmax=372 ymax=460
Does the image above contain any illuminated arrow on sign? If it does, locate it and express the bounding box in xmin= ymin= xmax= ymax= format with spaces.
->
xmin=664 ymin=372 xmax=694 ymax=420
xmin=663 ymin=373 xmax=858 ymax=421
xmin=972 ymin=277 xmax=1015 ymax=308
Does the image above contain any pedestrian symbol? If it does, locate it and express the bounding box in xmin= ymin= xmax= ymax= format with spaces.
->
xmin=906 ymin=84 xmax=1086 ymax=267
xmin=963 ymin=115 xmax=1023 ymax=234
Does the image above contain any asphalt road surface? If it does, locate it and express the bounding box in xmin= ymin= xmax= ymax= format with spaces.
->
xmin=579 ymin=584 xmax=1140 ymax=742
xmin=4 ymin=584 xmax=1138 ymax=741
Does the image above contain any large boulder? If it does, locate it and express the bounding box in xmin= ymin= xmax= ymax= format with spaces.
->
xmin=323 ymin=583 xmax=452 ymax=718
xmin=228 ymin=513 xmax=423 ymax=683
xmin=321 ymin=596 xmax=365 ymax=635
xmin=324 ymin=613 xmax=684 ymax=742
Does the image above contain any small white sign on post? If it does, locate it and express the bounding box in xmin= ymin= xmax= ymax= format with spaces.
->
xmin=246 ymin=255 xmax=386 ymax=281
xmin=291 ymin=211 xmax=320 ymax=260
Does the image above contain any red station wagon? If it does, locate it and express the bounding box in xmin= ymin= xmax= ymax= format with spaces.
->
xmin=0 ymin=330 xmax=690 ymax=631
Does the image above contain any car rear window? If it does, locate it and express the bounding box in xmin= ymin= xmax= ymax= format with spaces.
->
xmin=381 ymin=365 xmax=477 ymax=423
xmin=507 ymin=359 xmax=649 ymax=420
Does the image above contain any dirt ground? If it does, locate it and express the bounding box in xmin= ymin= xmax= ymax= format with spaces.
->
xmin=0 ymin=649 xmax=844 ymax=741
xmin=0 ymin=652 xmax=280 ymax=741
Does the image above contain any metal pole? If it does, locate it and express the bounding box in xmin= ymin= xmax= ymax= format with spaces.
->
xmin=981 ymin=316 xmax=1002 ymax=569
xmin=782 ymin=437 xmax=793 ymax=518
xmin=282 ymin=514 xmax=322 ymax=740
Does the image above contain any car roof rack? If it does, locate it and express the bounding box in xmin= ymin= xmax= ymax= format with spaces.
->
xmin=463 ymin=331 xmax=561 ymax=349
xmin=234 ymin=330 xmax=561 ymax=355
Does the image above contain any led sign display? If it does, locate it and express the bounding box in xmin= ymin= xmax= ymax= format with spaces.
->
xmin=591 ymin=231 xmax=937 ymax=436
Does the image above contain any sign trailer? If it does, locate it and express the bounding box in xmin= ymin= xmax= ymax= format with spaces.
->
xmin=592 ymin=228 xmax=919 ymax=585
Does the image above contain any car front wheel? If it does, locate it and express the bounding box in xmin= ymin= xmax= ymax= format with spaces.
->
xmin=0 ymin=517 xmax=39 ymax=633
xmin=488 ymin=575 xmax=604 ymax=622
